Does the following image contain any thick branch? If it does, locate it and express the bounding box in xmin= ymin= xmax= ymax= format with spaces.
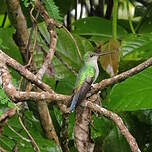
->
xmin=74 ymin=106 xmax=93 ymax=152
xmin=86 ymin=101 xmax=141 ymax=152
xmin=74 ymin=94 xmax=99 ymax=152
xmin=1 ymin=49 xmax=152 ymax=104
xmin=0 ymin=61 xmax=68 ymax=102
xmin=0 ymin=55 xmax=68 ymax=145
xmin=6 ymin=0 xmax=29 ymax=63
xmin=0 ymin=50 xmax=70 ymax=101
xmin=30 ymin=3 xmax=61 ymax=144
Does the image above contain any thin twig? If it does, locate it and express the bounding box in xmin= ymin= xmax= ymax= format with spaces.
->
xmin=7 ymin=125 xmax=31 ymax=142
xmin=127 ymin=0 xmax=135 ymax=34
xmin=26 ymin=8 xmax=39 ymax=64
xmin=34 ymin=0 xmax=62 ymax=145
xmin=1 ymin=13 xmax=7 ymax=28
xmin=18 ymin=115 xmax=40 ymax=152
xmin=62 ymin=26 xmax=82 ymax=61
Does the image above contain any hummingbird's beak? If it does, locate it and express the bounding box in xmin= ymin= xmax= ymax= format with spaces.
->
xmin=96 ymin=51 xmax=115 ymax=56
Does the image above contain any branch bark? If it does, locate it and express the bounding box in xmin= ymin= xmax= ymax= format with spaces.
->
xmin=0 ymin=57 xmax=69 ymax=102
xmin=86 ymin=101 xmax=141 ymax=152
xmin=6 ymin=0 xmax=30 ymax=63
xmin=91 ymin=57 xmax=152 ymax=94
xmin=74 ymin=106 xmax=93 ymax=152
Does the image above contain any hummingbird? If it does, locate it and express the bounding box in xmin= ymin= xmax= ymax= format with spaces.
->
xmin=69 ymin=51 xmax=112 ymax=112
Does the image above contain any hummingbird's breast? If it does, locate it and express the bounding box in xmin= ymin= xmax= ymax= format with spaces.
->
xmin=88 ymin=59 xmax=99 ymax=83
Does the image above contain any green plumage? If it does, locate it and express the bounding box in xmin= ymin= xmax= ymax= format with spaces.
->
xmin=75 ymin=63 xmax=95 ymax=89
xmin=70 ymin=51 xmax=99 ymax=112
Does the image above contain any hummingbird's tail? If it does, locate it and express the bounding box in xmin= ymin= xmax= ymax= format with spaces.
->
xmin=69 ymin=92 xmax=79 ymax=112
xmin=69 ymin=77 xmax=93 ymax=112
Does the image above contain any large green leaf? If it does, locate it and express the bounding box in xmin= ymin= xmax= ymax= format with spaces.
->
xmin=0 ymin=28 xmax=22 ymax=80
xmin=55 ymin=31 xmax=94 ymax=94
xmin=138 ymin=17 xmax=152 ymax=33
xmin=72 ymin=17 xmax=127 ymax=39
xmin=91 ymin=116 xmax=114 ymax=139
xmin=0 ymin=28 xmax=22 ymax=63
xmin=56 ymin=28 xmax=82 ymax=71
xmin=0 ymin=0 xmax=7 ymax=14
xmin=106 ymin=67 xmax=152 ymax=111
xmin=102 ymin=127 xmax=131 ymax=152
xmin=54 ymin=0 xmax=74 ymax=16
xmin=121 ymin=33 xmax=152 ymax=61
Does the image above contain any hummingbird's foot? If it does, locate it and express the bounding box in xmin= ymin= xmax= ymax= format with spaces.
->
xmin=91 ymin=84 xmax=96 ymax=88
xmin=91 ymin=83 xmax=99 ymax=88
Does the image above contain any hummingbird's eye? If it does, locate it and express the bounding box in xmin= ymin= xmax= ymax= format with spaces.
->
xmin=90 ymin=54 xmax=93 ymax=57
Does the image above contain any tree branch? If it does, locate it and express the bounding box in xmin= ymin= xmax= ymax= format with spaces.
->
xmin=6 ymin=0 xmax=30 ymax=63
xmin=91 ymin=57 xmax=152 ymax=94
xmin=0 ymin=61 xmax=68 ymax=102
xmin=86 ymin=101 xmax=141 ymax=152
xmin=18 ymin=116 xmax=40 ymax=152
xmin=0 ymin=50 xmax=69 ymax=100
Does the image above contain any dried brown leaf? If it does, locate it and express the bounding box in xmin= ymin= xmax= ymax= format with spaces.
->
xmin=99 ymin=39 xmax=120 ymax=77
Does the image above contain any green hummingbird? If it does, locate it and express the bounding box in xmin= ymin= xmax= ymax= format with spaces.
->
xmin=69 ymin=51 xmax=112 ymax=112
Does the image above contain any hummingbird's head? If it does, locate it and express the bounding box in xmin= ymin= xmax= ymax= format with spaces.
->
xmin=83 ymin=51 xmax=98 ymax=63
xmin=83 ymin=51 xmax=114 ymax=63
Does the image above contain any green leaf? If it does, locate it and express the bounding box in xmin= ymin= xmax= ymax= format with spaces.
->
xmin=72 ymin=17 xmax=127 ymax=39
xmin=0 ymin=28 xmax=22 ymax=63
xmin=0 ymin=15 xmax=10 ymax=28
xmin=106 ymin=67 xmax=152 ymax=111
xmin=42 ymin=0 xmax=63 ymax=21
xmin=121 ymin=33 xmax=152 ymax=61
xmin=72 ymin=34 xmax=94 ymax=55
xmin=21 ymin=0 xmax=31 ymax=7
xmin=56 ymin=28 xmax=82 ymax=71
xmin=103 ymin=127 xmax=131 ymax=152
xmin=91 ymin=116 xmax=114 ymax=139
xmin=54 ymin=0 xmax=74 ymax=16
xmin=0 ymin=111 xmax=61 ymax=152
xmin=137 ymin=17 xmax=152 ymax=33
xmin=0 ymin=0 xmax=7 ymax=14
xmin=0 ymin=86 xmax=11 ymax=104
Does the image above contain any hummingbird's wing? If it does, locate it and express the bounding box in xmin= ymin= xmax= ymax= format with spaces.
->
xmin=69 ymin=65 xmax=95 ymax=112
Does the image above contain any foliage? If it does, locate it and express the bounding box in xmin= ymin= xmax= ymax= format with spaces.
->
xmin=106 ymin=67 xmax=152 ymax=111
xmin=42 ymin=0 xmax=62 ymax=21
xmin=0 ymin=78 xmax=16 ymax=116
xmin=21 ymin=0 xmax=35 ymax=7
xmin=1 ymin=0 xmax=152 ymax=152
xmin=0 ymin=111 xmax=60 ymax=151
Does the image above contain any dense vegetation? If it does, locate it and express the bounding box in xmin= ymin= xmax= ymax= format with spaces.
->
xmin=1 ymin=0 xmax=152 ymax=151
